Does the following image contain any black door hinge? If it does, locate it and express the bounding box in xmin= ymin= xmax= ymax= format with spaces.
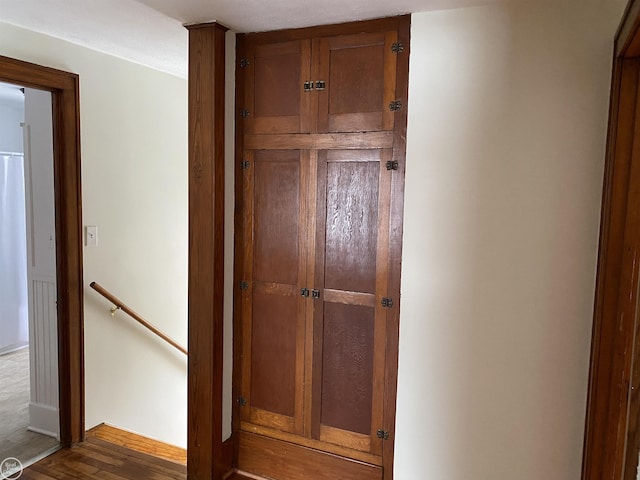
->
xmin=381 ymin=297 xmax=394 ymax=308
xmin=300 ymin=288 xmax=310 ymax=297
xmin=241 ymin=160 xmax=251 ymax=170
xmin=391 ymin=43 xmax=405 ymax=54
xmin=239 ymin=58 xmax=250 ymax=68
xmin=239 ymin=281 xmax=249 ymax=290
xmin=311 ymin=289 xmax=321 ymax=299
xmin=237 ymin=396 xmax=247 ymax=406
xmin=304 ymin=81 xmax=314 ymax=92
xmin=389 ymin=101 xmax=402 ymax=112
xmin=240 ymin=109 xmax=250 ymax=118
xmin=377 ymin=429 xmax=390 ymax=440
xmin=315 ymin=80 xmax=326 ymax=91
xmin=385 ymin=160 xmax=399 ymax=171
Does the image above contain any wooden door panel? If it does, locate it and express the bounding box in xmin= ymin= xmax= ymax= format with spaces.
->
xmin=245 ymin=40 xmax=311 ymax=134
xmin=241 ymin=149 xmax=308 ymax=436
xmin=253 ymin=151 xmax=300 ymax=284
xmin=311 ymin=149 xmax=392 ymax=456
xmin=251 ymin=287 xmax=298 ymax=417
xmin=324 ymin=159 xmax=380 ymax=293
xmin=316 ymin=32 xmax=397 ymax=133
xmin=321 ymin=302 xmax=375 ymax=435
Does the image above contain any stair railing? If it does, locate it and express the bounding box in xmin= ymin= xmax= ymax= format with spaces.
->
xmin=89 ymin=281 xmax=188 ymax=356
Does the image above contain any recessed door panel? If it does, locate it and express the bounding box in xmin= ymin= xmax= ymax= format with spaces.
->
xmin=253 ymin=151 xmax=300 ymax=284
xmin=324 ymin=158 xmax=379 ymax=293
xmin=251 ymin=287 xmax=298 ymax=417
xmin=321 ymin=302 xmax=375 ymax=435
xmin=316 ymin=32 xmax=398 ymax=133
xmin=245 ymin=40 xmax=311 ymax=134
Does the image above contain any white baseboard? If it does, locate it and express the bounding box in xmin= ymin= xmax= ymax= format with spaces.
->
xmin=0 ymin=342 xmax=28 ymax=356
xmin=28 ymin=403 xmax=59 ymax=439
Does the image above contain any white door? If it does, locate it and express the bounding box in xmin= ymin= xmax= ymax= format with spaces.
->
xmin=23 ymin=88 xmax=59 ymax=439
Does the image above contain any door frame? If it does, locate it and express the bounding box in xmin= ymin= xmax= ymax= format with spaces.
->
xmin=0 ymin=55 xmax=85 ymax=447
xmin=582 ymin=1 xmax=640 ymax=478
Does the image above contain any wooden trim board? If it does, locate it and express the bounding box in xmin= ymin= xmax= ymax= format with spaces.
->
xmin=581 ymin=1 xmax=640 ymax=478
xmin=87 ymin=423 xmax=187 ymax=465
xmin=238 ymin=432 xmax=382 ymax=480
xmin=186 ymin=22 xmax=233 ymax=480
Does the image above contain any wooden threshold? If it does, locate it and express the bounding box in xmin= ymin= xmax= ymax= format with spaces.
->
xmin=228 ymin=473 xmax=265 ymax=480
xmin=86 ymin=423 xmax=187 ymax=465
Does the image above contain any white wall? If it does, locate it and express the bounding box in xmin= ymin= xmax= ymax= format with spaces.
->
xmin=0 ymin=93 xmax=24 ymax=153
xmin=397 ymin=1 xmax=625 ymax=479
xmin=0 ymin=90 xmax=27 ymax=355
xmin=0 ymin=22 xmax=188 ymax=447
xmin=0 ymin=0 xmax=628 ymax=469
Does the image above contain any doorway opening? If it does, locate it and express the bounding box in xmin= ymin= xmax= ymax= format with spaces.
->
xmin=0 ymin=55 xmax=84 ymax=452
xmin=0 ymin=81 xmax=60 ymax=465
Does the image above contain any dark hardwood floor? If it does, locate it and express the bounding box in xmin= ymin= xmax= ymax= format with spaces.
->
xmin=19 ymin=430 xmax=255 ymax=480
xmin=21 ymin=436 xmax=186 ymax=480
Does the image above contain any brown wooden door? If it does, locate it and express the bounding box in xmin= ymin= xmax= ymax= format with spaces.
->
xmin=245 ymin=32 xmax=397 ymax=136
xmin=310 ymin=149 xmax=392 ymax=456
xmin=240 ymin=149 xmax=309 ymax=435
xmin=315 ymin=32 xmax=398 ymax=133
xmin=244 ymin=40 xmax=312 ymax=134
xmin=241 ymin=147 xmax=392 ymax=458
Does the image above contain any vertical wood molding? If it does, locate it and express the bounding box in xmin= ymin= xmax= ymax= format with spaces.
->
xmin=582 ymin=1 xmax=640 ymax=477
xmin=187 ymin=22 xmax=229 ymax=480
xmin=232 ymin=31 xmax=246 ymax=462
xmin=0 ymin=55 xmax=85 ymax=448
xmin=382 ymin=16 xmax=410 ymax=480
xmin=55 ymin=77 xmax=85 ymax=448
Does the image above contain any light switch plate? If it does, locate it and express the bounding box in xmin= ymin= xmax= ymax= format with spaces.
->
xmin=85 ymin=225 xmax=98 ymax=246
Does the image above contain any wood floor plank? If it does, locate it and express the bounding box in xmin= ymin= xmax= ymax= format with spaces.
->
xmin=83 ymin=438 xmax=185 ymax=473
xmin=20 ymin=438 xmax=187 ymax=480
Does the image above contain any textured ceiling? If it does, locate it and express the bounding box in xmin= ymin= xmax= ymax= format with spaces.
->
xmin=138 ymin=0 xmax=510 ymax=31
xmin=0 ymin=0 xmax=512 ymax=78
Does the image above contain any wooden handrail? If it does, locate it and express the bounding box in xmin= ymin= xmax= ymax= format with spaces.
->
xmin=90 ymin=281 xmax=187 ymax=356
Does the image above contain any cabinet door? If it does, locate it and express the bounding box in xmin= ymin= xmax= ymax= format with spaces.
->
xmin=311 ymin=149 xmax=392 ymax=456
xmin=244 ymin=40 xmax=312 ymax=134
xmin=241 ymin=150 xmax=309 ymax=435
xmin=315 ymin=32 xmax=398 ymax=133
